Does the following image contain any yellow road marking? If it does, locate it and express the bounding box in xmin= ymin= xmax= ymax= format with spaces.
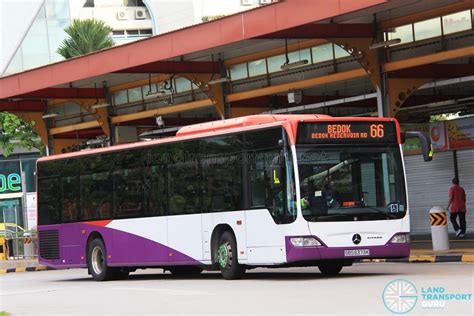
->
xmin=409 ymin=255 xmax=435 ymax=262
xmin=15 ymin=267 xmax=26 ymax=273
xmin=461 ymin=255 xmax=474 ymax=262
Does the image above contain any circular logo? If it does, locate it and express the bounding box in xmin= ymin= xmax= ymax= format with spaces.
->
xmin=382 ymin=279 xmax=418 ymax=314
xmin=352 ymin=234 xmax=361 ymax=245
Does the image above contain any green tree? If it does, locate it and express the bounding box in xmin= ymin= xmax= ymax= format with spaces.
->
xmin=0 ymin=112 xmax=45 ymax=157
xmin=57 ymin=19 xmax=114 ymax=59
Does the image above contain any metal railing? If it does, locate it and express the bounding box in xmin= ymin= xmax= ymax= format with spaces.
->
xmin=0 ymin=235 xmax=37 ymax=260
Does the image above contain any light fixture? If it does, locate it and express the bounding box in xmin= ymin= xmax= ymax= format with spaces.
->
xmin=369 ymin=38 xmax=401 ymax=50
xmin=281 ymin=60 xmax=308 ymax=70
xmin=281 ymin=39 xmax=308 ymax=70
xmin=155 ymin=116 xmax=164 ymax=128
xmin=208 ymin=77 xmax=231 ymax=85
xmin=42 ymin=113 xmax=59 ymax=119
xmin=144 ymin=90 xmax=167 ymax=99
xmin=91 ymin=103 xmax=110 ymax=109
xmin=288 ymin=90 xmax=303 ymax=104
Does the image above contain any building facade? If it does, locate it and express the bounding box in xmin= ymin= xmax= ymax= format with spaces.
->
xmin=0 ymin=148 xmax=40 ymax=231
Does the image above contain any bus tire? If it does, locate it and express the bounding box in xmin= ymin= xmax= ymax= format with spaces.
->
xmin=169 ymin=266 xmax=203 ymax=276
xmin=318 ymin=263 xmax=343 ymax=275
xmin=113 ymin=268 xmax=130 ymax=280
xmin=216 ymin=231 xmax=245 ymax=280
xmin=87 ymin=238 xmax=116 ymax=281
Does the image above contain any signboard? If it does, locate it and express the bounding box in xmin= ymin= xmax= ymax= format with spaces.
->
xmin=0 ymin=173 xmax=22 ymax=193
xmin=26 ymin=193 xmax=37 ymax=230
xmin=429 ymin=122 xmax=448 ymax=151
xmin=447 ymin=117 xmax=474 ymax=149
xmin=402 ymin=122 xmax=448 ymax=154
xmin=297 ymin=121 xmax=397 ymax=144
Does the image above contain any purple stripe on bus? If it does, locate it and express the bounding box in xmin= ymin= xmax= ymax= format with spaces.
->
xmin=284 ymin=236 xmax=410 ymax=262
xmin=38 ymin=223 xmax=201 ymax=269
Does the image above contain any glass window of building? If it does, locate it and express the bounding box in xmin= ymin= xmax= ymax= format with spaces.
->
xmin=45 ymin=0 xmax=70 ymax=63
xmin=142 ymin=82 xmax=158 ymax=96
xmin=414 ymin=17 xmax=442 ymax=41
xmin=114 ymin=90 xmax=128 ymax=105
xmin=21 ymin=6 xmax=50 ymax=70
xmin=334 ymin=44 xmax=350 ymax=59
xmin=312 ymin=43 xmax=334 ymax=63
xmin=388 ymin=24 xmax=414 ymax=45
xmin=288 ymin=48 xmax=312 ymax=65
xmin=442 ymin=10 xmax=472 ymax=35
xmin=128 ymin=86 xmax=142 ymax=102
xmin=248 ymin=59 xmax=267 ymax=77
xmin=175 ymin=77 xmax=192 ymax=93
xmin=230 ymin=63 xmax=248 ymax=80
xmin=267 ymin=54 xmax=287 ymax=73
xmin=21 ymin=157 xmax=39 ymax=192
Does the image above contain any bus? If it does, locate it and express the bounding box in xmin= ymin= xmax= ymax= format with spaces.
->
xmin=37 ymin=115 xmax=432 ymax=280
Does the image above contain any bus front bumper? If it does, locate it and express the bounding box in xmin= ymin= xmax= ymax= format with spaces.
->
xmin=285 ymin=236 xmax=410 ymax=263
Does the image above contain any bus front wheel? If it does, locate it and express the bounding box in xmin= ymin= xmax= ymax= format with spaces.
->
xmin=318 ymin=263 xmax=343 ymax=275
xmin=87 ymin=238 xmax=116 ymax=281
xmin=216 ymin=231 xmax=245 ymax=280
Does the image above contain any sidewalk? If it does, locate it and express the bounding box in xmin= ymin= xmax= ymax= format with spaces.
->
xmin=405 ymin=234 xmax=474 ymax=263
xmin=0 ymin=258 xmax=49 ymax=274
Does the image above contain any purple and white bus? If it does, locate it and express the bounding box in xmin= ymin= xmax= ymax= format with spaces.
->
xmin=37 ymin=115 xmax=432 ymax=280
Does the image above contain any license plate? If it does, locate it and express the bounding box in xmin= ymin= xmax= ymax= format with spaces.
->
xmin=344 ymin=249 xmax=370 ymax=257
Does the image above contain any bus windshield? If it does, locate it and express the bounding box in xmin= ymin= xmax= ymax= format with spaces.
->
xmin=296 ymin=145 xmax=406 ymax=222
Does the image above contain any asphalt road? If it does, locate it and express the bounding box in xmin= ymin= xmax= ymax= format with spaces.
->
xmin=1 ymin=263 xmax=473 ymax=315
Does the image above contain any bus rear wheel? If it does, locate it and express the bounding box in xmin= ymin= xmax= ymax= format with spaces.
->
xmin=88 ymin=238 xmax=116 ymax=281
xmin=216 ymin=231 xmax=245 ymax=280
xmin=318 ymin=263 xmax=343 ymax=275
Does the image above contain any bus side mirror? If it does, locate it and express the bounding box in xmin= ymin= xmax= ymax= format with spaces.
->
xmin=271 ymin=155 xmax=284 ymax=189
xmin=404 ymin=131 xmax=433 ymax=162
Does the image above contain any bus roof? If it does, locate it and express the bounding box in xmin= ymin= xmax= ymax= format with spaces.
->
xmin=38 ymin=114 xmax=399 ymax=162
xmin=176 ymin=114 xmax=331 ymax=136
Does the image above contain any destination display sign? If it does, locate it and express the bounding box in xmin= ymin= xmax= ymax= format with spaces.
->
xmin=297 ymin=121 xmax=397 ymax=144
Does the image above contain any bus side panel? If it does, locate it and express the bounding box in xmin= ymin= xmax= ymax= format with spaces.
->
xmin=245 ymin=209 xmax=287 ymax=265
xmin=167 ymin=214 xmax=203 ymax=262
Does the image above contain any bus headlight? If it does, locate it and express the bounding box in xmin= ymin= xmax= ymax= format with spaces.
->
xmin=389 ymin=234 xmax=410 ymax=244
xmin=290 ymin=237 xmax=321 ymax=247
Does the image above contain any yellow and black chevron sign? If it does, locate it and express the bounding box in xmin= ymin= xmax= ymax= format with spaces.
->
xmin=430 ymin=212 xmax=447 ymax=226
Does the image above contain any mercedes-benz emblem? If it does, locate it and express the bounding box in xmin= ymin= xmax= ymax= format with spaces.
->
xmin=352 ymin=234 xmax=362 ymax=245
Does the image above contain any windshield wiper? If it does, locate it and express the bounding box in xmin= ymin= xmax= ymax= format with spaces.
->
xmin=310 ymin=214 xmax=355 ymax=222
xmin=354 ymin=207 xmax=399 ymax=219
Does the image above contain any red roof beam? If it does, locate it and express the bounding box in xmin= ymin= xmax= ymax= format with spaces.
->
xmin=0 ymin=100 xmax=44 ymax=112
xmin=257 ymin=23 xmax=374 ymax=39
xmin=0 ymin=0 xmax=387 ymax=99
xmin=52 ymin=128 xmax=104 ymax=139
xmin=15 ymin=87 xmax=106 ymax=99
xmin=115 ymin=60 xmax=220 ymax=74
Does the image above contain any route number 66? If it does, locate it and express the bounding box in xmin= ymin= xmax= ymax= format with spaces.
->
xmin=370 ymin=124 xmax=384 ymax=138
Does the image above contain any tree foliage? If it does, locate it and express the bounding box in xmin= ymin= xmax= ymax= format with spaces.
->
xmin=57 ymin=19 xmax=114 ymax=59
xmin=0 ymin=112 xmax=45 ymax=157
xmin=201 ymin=15 xmax=226 ymax=22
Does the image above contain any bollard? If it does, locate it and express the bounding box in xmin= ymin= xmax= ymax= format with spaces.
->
xmin=430 ymin=206 xmax=450 ymax=251
xmin=23 ymin=233 xmax=36 ymax=258
xmin=0 ymin=237 xmax=7 ymax=260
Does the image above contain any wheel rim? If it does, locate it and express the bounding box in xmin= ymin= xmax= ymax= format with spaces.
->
xmin=217 ymin=243 xmax=231 ymax=269
xmin=91 ymin=246 xmax=104 ymax=275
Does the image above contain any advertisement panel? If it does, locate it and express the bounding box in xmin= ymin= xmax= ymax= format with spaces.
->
xmin=402 ymin=122 xmax=448 ymax=155
xmin=447 ymin=117 xmax=474 ymax=149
